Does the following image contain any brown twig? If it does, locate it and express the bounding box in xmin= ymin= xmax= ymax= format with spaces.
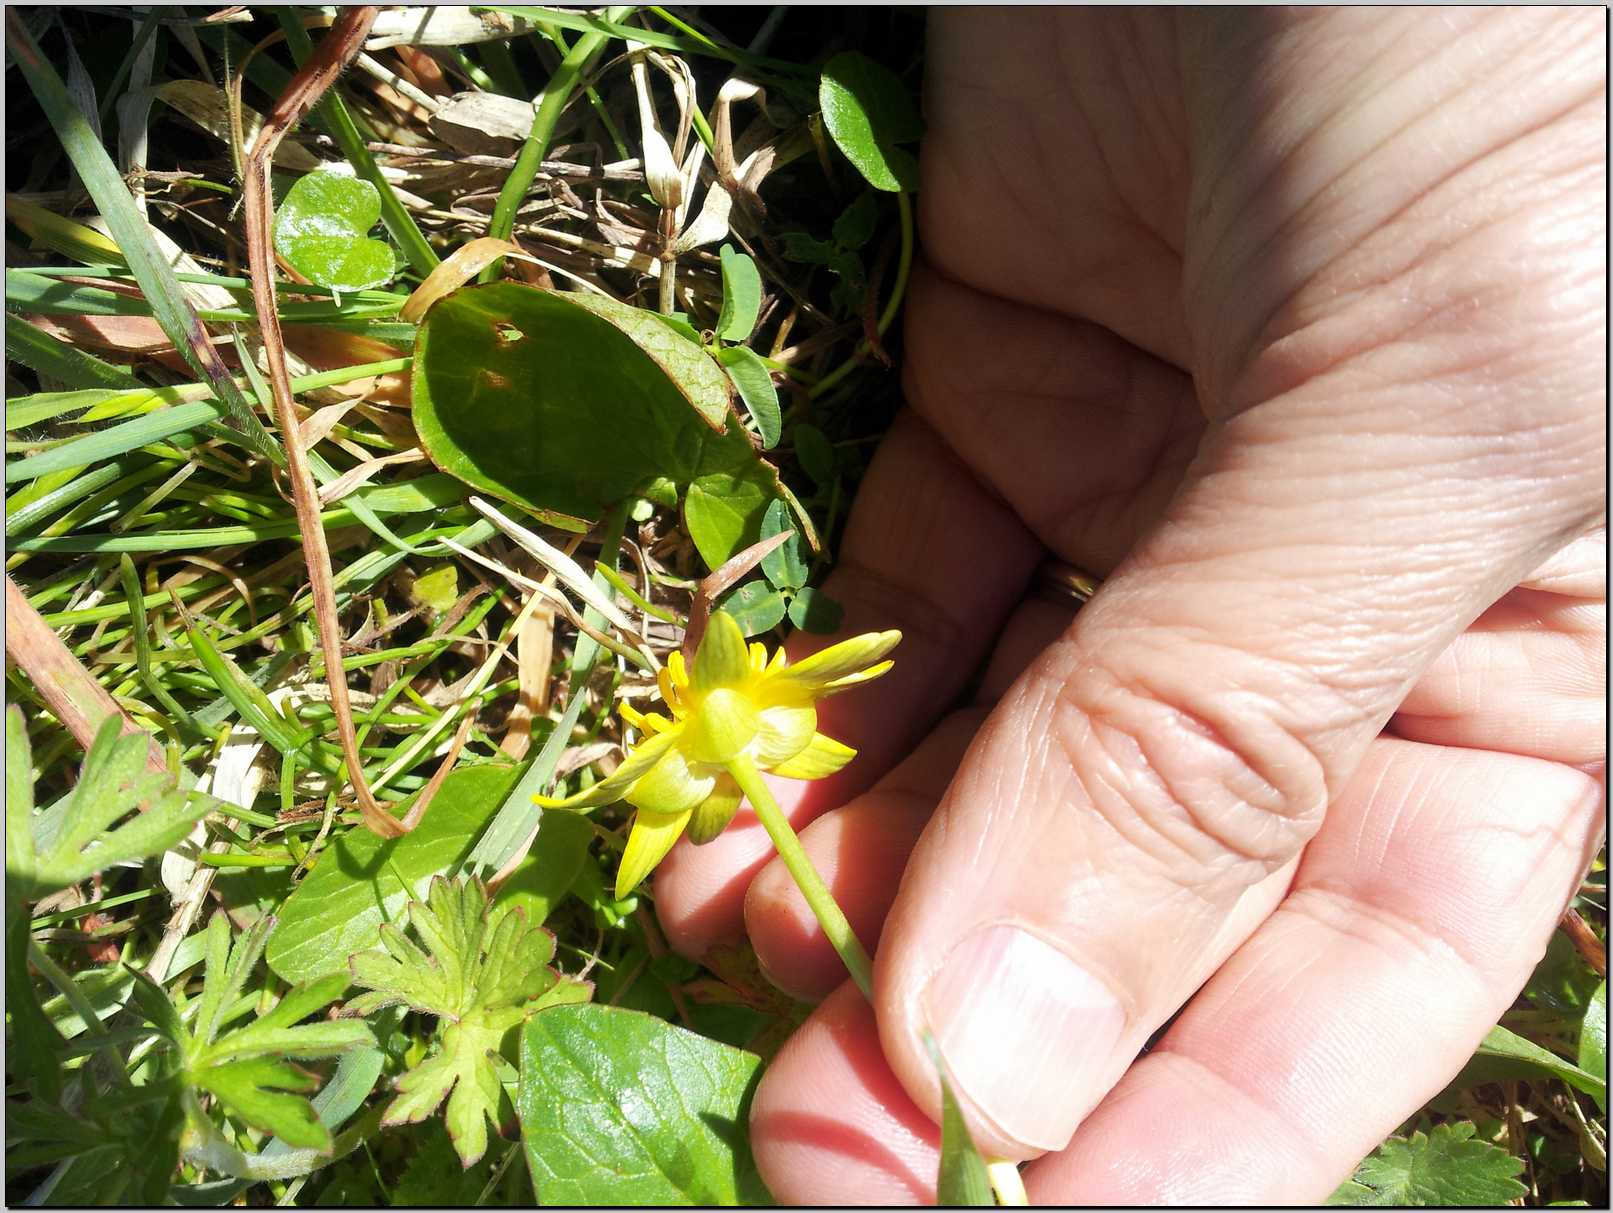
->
xmin=1560 ymin=907 xmax=1606 ymax=978
xmin=4 ymin=576 xmax=168 ymax=777
xmin=238 ymin=7 xmax=404 ymax=838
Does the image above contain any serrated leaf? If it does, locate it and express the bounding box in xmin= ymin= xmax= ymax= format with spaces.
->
xmin=1334 ymin=1122 xmax=1526 ymax=1206
xmin=716 ymin=244 xmax=763 ymax=342
xmin=819 ymin=51 xmax=923 ymax=192
xmin=272 ymin=172 xmax=396 ymax=294
xmin=718 ymin=345 xmax=782 ymax=450
xmin=518 ymin=1004 xmax=770 ymax=1205
xmin=1580 ymin=980 xmax=1607 ymax=1112
xmin=718 ymin=580 xmax=788 ymax=637
xmin=787 ymin=586 xmax=844 ymax=634
xmin=192 ymin=1056 xmax=330 ymax=1151
xmin=345 ymin=875 xmax=577 ymax=1167
xmin=13 ymin=715 xmax=216 ymax=899
xmin=267 ymin=764 xmax=517 ymax=985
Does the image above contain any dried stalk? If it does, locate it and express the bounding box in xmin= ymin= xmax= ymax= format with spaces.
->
xmin=237 ymin=7 xmax=404 ymax=838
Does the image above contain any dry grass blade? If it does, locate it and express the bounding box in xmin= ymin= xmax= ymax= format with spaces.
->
xmin=237 ymin=6 xmax=403 ymax=839
xmin=398 ymin=236 xmax=534 ymax=322
xmin=4 ymin=576 xmax=168 ymax=777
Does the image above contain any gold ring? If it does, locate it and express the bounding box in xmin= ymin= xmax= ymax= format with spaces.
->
xmin=1035 ymin=558 xmax=1102 ymax=606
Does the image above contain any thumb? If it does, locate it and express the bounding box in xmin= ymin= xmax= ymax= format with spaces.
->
xmin=873 ymin=292 xmax=1604 ymax=1158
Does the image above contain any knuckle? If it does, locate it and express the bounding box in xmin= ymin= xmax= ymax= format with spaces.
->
xmin=1035 ymin=639 xmax=1337 ymax=883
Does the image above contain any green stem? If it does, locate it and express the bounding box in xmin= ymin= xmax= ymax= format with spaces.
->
xmin=809 ymin=190 xmax=915 ymax=400
xmin=726 ymin=753 xmax=874 ymax=999
xmin=481 ymin=6 xmax=634 ymax=281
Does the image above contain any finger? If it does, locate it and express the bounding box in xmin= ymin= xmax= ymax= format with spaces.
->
xmin=747 ymin=860 xmax=1297 ymax=1206
xmin=746 ymin=712 xmax=980 ymax=1001
xmin=1025 ymin=736 xmax=1606 ymax=1203
xmin=748 ymin=983 xmax=940 ymax=1206
xmin=878 ymin=137 xmax=1604 ymax=1159
xmin=745 ymin=599 xmax=1079 ymax=1000
xmin=904 ymin=265 xmax=1203 ymax=574
xmin=651 ymin=411 xmax=1041 ymax=958
xmin=1393 ymin=529 xmax=1606 ymax=767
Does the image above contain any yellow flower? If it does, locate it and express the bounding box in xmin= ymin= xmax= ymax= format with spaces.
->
xmin=536 ymin=611 xmax=900 ymax=899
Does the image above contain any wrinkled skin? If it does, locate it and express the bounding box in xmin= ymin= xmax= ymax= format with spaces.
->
xmin=655 ymin=9 xmax=1607 ymax=1203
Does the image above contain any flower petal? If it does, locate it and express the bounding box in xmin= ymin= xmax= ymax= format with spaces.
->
xmin=751 ymin=704 xmax=818 ymax=768
xmin=766 ymin=630 xmax=901 ymax=701
xmin=532 ymin=729 xmax=680 ymax=809
xmin=625 ymin=744 xmax=716 ymax=816
xmin=768 ymin=732 xmax=857 ymax=781
xmin=693 ymin=610 xmax=749 ymax=691
xmin=686 ymin=774 xmax=742 ymax=845
xmin=615 ymin=808 xmax=691 ymax=899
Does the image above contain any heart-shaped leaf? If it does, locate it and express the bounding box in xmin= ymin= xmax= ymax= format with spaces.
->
xmin=413 ymin=282 xmax=785 ymax=568
xmin=718 ymin=580 xmax=788 ymax=636
xmin=272 ymin=172 xmax=396 ymax=294
xmin=819 ymin=52 xmax=923 ymax=192
xmin=758 ymin=498 xmax=807 ymax=590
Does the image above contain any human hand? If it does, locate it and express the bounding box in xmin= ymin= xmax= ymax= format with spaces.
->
xmin=655 ymin=8 xmax=1606 ymax=1202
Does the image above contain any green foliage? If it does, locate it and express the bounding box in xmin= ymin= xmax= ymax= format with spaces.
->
xmin=717 ymin=345 xmax=782 ymax=450
xmin=720 ymin=580 xmax=789 ymax=637
xmin=1579 ymin=981 xmax=1607 ymax=1112
xmin=819 ymin=51 xmax=923 ymax=192
xmin=926 ymin=1034 xmax=994 ymax=1205
xmin=787 ymin=585 xmax=844 ymax=634
xmin=517 ymin=1004 xmax=770 ymax=1205
xmin=716 ymin=245 xmax=763 ymax=342
xmin=344 ymin=875 xmax=590 ymax=1167
xmin=1330 ymin=1122 xmax=1527 ymax=1206
xmin=133 ymin=913 xmax=373 ymax=1153
xmin=410 ymin=282 xmax=786 ymax=569
xmin=272 ymin=172 xmax=397 ymax=297
xmin=6 ymin=712 xmax=216 ymax=901
xmin=1461 ymin=1024 xmax=1608 ymax=1107
xmin=266 ymin=764 xmax=517 ymax=985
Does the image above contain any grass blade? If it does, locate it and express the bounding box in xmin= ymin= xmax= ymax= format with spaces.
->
xmin=5 ymin=12 xmax=283 ymax=466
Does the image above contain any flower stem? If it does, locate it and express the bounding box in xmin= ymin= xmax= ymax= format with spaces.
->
xmin=726 ymin=753 xmax=874 ymax=999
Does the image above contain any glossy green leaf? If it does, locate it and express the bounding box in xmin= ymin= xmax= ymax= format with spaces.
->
xmin=1462 ymin=1023 xmax=1608 ymax=1106
xmin=758 ymin=498 xmax=807 ymax=590
xmin=787 ymin=586 xmax=843 ymax=634
xmin=1579 ymin=981 xmax=1607 ymax=1112
xmin=1329 ymin=1122 xmax=1525 ymax=1206
xmin=716 ymin=244 xmax=762 ymax=342
xmin=717 ymin=345 xmax=782 ymax=450
xmin=518 ymin=1004 xmax=769 ymax=1205
xmin=265 ymin=764 xmax=519 ymax=986
xmin=719 ymin=581 xmax=788 ymax=637
xmin=819 ymin=51 xmax=922 ymax=192
xmin=684 ymin=439 xmax=782 ymax=571
xmin=272 ymin=172 xmax=397 ymax=294
xmin=492 ymin=810 xmax=594 ymax=927
xmin=413 ymin=283 xmax=782 ymax=564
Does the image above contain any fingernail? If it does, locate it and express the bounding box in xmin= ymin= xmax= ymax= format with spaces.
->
xmin=925 ymin=924 xmax=1127 ymax=1153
